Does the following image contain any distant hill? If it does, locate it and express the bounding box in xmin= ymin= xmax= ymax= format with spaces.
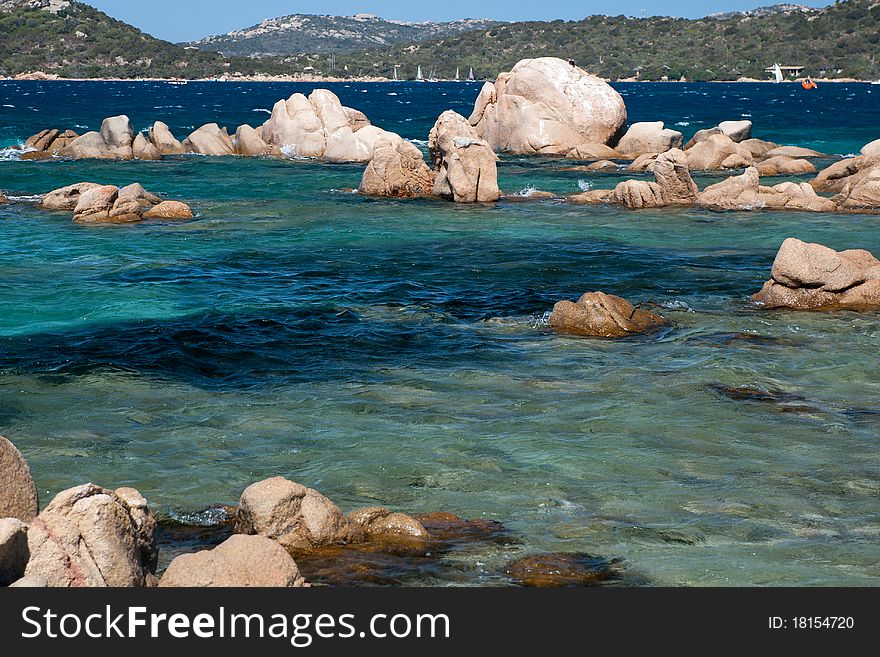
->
xmin=0 ymin=0 xmax=240 ymax=78
xmin=185 ymin=14 xmax=502 ymax=57
xmin=282 ymin=0 xmax=880 ymax=81
xmin=1 ymin=0 xmax=878 ymax=82
xmin=708 ymin=3 xmax=813 ymax=19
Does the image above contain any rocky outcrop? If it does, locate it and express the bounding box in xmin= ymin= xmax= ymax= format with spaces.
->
xmin=684 ymin=120 xmax=753 ymax=149
xmin=738 ymin=138 xmax=779 ymax=159
xmin=756 ymin=156 xmax=815 ymax=176
xmin=752 ymin=238 xmax=880 ymax=310
xmin=24 ymin=484 xmax=157 ymax=587
xmin=61 ymin=115 xmax=134 ymax=160
xmin=862 ymin=139 xmax=880 ymax=158
xmin=236 ymin=477 xmax=350 ymax=551
xmin=0 ymin=189 xmax=6 ymax=203
xmin=344 ymin=107 xmax=371 ymax=132
xmin=20 ymin=128 xmax=79 ymax=159
xmin=686 ymin=133 xmax=752 ymax=170
xmin=0 ymin=435 xmax=39 ymax=522
xmin=468 ymin=57 xmax=627 ymax=156
xmin=627 ymin=153 xmax=659 ymax=172
xmin=347 ymin=507 xmax=429 ymax=544
xmin=764 ymin=146 xmax=826 ymax=159
xmin=42 ymin=183 xmax=192 ymax=224
xmin=132 ymin=133 xmax=161 ymax=160
xmin=832 ymin=166 xmax=880 ymax=210
xmin=39 ymin=182 xmax=102 ymax=210
xmin=615 ymin=121 xmax=683 ymax=156
xmin=568 ymin=189 xmax=615 ymax=204
xmin=358 ymin=136 xmax=436 ymax=198
xmin=697 ymin=167 xmax=836 ymax=212
xmin=148 ymin=121 xmax=185 ymax=155
xmin=548 ymin=291 xmax=668 ymax=338
xmin=183 ymin=123 xmax=235 ymax=156
xmin=811 ymin=155 xmax=880 ymax=194
xmin=234 ymin=124 xmax=276 ymax=156
xmin=159 ymin=535 xmax=305 ymax=588
xmin=261 ymin=89 xmax=397 ymax=163
xmin=567 ymin=143 xmax=620 ymax=160
xmin=0 ymin=518 xmax=29 ymax=586
xmin=142 ymin=200 xmax=194 ymax=220
xmin=610 ymin=148 xmax=697 ymax=209
xmin=428 ymin=110 xmax=500 ymax=203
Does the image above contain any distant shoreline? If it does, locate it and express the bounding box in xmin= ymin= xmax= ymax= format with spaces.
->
xmin=2 ymin=74 xmax=875 ymax=85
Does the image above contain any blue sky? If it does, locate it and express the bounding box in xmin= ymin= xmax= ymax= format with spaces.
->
xmin=84 ymin=1 xmax=831 ymax=43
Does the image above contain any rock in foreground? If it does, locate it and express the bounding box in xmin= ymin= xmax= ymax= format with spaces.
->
xmin=468 ymin=57 xmax=627 ymax=156
xmin=753 ymin=238 xmax=880 ymax=311
xmin=159 ymin=535 xmax=305 ymax=588
xmin=548 ymin=291 xmax=668 ymax=338
xmin=25 ymin=484 xmax=158 ymax=587
xmin=0 ymin=518 xmax=30 ymax=586
xmin=0 ymin=435 xmax=39 ymax=522
xmin=429 ymin=110 xmax=500 ymax=203
xmin=358 ymin=136 xmax=436 ymax=198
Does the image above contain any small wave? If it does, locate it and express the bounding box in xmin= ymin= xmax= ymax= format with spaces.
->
xmin=675 ymin=121 xmax=690 ymax=126
xmin=2 ymin=104 xmax=14 ymax=108
xmin=534 ymin=311 xmax=552 ymax=328
xmin=0 ymin=147 xmax=25 ymax=161
xmin=252 ymin=108 xmax=271 ymax=114
xmin=577 ymin=179 xmax=593 ymax=192
xmin=408 ymin=138 xmax=427 ymax=145
xmin=512 ymin=185 xmax=540 ymax=197
xmin=387 ymin=92 xmax=398 ymax=96
xmin=5 ymin=194 xmax=43 ymax=202
xmin=658 ymin=300 xmax=691 ymax=311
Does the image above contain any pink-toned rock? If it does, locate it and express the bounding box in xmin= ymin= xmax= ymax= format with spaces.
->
xmin=627 ymin=153 xmax=659 ymax=172
xmin=159 ymin=535 xmax=305 ymax=588
xmin=764 ymin=146 xmax=826 ymax=159
xmin=142 ymin=200 xmax=193 ymax=220
xmin=429 ymin=110 xmax=500 ymax=203
xmin=738 ymin=138 xmax=779 ymax=159
xmin=811 ymin=155 xmax=880 ymax=193
xmin=568 ymin=189 xmax=615 ymax=204
xmin=347 ymin=507 xmax=429 ymax=543
xmin=615 ymin=121 xmax=683 ymax=156
xmin=234 ymin=124 xmax=275 ymax=156
xmin=132 ymin=133 xmax=162 ymax=160
xmin=610 ymin=149 xmax=697 ymax=209
xmin=548 ymin=291 xmax=668 ymax=338
xmin=343 ymin=106 xmax=371 ymax=132
xmin=567 ymin=143 xmax=620 ymax=160
xmin=686 ymin=133 xmax=752 ymax=170
xmin=25 ymin=483 xmax=157 ymax=587
xmin=753 ymin=238 xmax=880 ymax=310
xmin=236 ymin=477 xmax=349 ymax=550
xmin=359 ymin=136 xmax=435 ymax=198
xmin=0 ymin=436 xmax=40 ymax=523
xmin=861 ymin=139 xmax=880 ymax=158
xmin=697 ymin=167 xmax=836 ymax=212
xmin=183 ymin=123 xmax=235 ymax=156
xmin=469 ymin=57 xmax=627 ymax=155
xmin=0 ymin=518 xmax=30 ymax=586
xmin=586 ymin=160 xmax=618 ymax=171
xmin=756 ymin=156 xmax=816 ymax=176
xmin=833 ymin=167 xmax=880 ymax=210
xmin=148 ymin=121 xmax=185 ymax=155
xmin=39 ymin=182 xmax=102 ymax=211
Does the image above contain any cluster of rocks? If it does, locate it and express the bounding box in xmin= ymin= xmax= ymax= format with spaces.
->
xmin=359 ymin=109 xmax=500 ymax=203
xmin=39 ymin=182 xmax=192 ymax=223
xmin=0 ymin=435 xmax=443 ymax=588
xmin=753 ymin=238 xmax=880 ymax=311
xmin=17 ymin=91 xmax=397 ymax=164
xmin=548 ymin=292 xmax=669 ymax=338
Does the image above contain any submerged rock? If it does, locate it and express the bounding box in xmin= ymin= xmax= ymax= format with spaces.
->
xmin=25 ymin=484 xmax=157 ymax=587
xmin=429 ymin=110 xmax=500 ymax=203
xmin=142 ymin=200 xmax=193 ymax=220
xmin=548 ymin=291 xmax=668 ymax=338
xmin=468 ymin=57 xmax=627 ymax=156
xmin=0 ymin=518 xmax=30 ymax=586
xmin=347 ymin=507 xmax=429 ymax=545
xmin=0 ymin=435 xmax=39 ymax=522
xmin=358 ymin=136 xmax=436 ymax=198
xmin=752 ymin=238 xmax=880 ymax=310
xmin=506 ymin=553 xmax=620 ymax=587
xmin=159 ymin=535 xmax=305 ymax=588
xmin=615 ymin=121 xmax=683 ymax=157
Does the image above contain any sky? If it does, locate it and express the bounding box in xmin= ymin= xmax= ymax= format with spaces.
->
xmin=83 ymin=1 xmax=832 ymax=43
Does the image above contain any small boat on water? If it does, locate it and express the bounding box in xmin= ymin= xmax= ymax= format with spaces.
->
xmin=801 ymin=77 xmax=818 ymax=90
xmin=468 ymin=67 xmax=476 ymax=82
xmin=455 ymin=67 xmax=460 ymax=82
xmin=416 ymin=66 xmax=424 ymax=82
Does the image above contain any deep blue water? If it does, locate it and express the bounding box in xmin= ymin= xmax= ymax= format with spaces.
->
xmin=0 ymin=80 xmax=879 ymax=586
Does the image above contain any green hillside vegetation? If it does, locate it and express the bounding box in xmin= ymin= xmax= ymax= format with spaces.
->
xmin=282 ymin=0 xmax=880 ymax=81
xmin=0 ymin=0 xmax=878 ymax=82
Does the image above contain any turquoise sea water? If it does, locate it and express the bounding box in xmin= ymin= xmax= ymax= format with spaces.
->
xmin=0 ymin=81 xmax=879 ymax=586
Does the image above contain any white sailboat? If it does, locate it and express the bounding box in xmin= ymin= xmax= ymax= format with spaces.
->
xmin=416 ymin=65 xmax=424 ymax=82
xmin=772 ymin=63 xmax=784 ymax=83
xmin=455 ymin=67 xmax=460 ymax=82
xmin=393 ymin=66 xmax=398 ymax=81
xmin=468 ymin=67 xmax=475 ymax=82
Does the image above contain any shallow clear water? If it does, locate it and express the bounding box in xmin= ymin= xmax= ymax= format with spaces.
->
xmin=0 ymin=81 xmax=878 ymax=586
